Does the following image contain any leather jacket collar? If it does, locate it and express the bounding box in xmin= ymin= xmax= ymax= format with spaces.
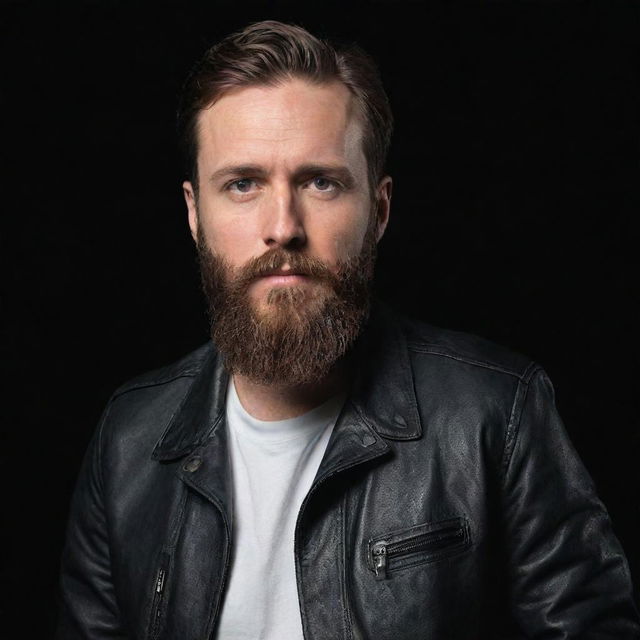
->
xmin=151 ymin=304 xmax=423 ymax=465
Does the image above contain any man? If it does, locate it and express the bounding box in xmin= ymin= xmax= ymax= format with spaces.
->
xmin=57 ymin=20 xmax=639 ymax=639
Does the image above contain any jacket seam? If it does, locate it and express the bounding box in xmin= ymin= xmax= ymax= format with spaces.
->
xmin=112 ymin=371 xmax=200 ymax=400
xmin=95 ymin=396 xmax=127 ymax=624
xmin=96 ymin=400 xmax=113 ymax=499
xmin=500 ymin=363 xmax=542 ymax=478
xmin=341 ymin=490 xmax=353 ymax=640
xmin=406 ymin=344 xmax=530 ymax=380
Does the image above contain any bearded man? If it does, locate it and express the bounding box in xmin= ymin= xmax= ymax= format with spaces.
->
xmin=57 ymin=21 xmax=639 ymax=640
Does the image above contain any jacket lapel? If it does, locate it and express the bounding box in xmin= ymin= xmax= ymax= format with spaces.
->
xmin=312 ymin=302 xmax=424 ymax=484
xmin=151 ymin=346 xmax=228 ymax=461
xmin=350 ymin=303 xmax=423 ymax=440
xmin=151 ymin=347 xmax=233 ymax=524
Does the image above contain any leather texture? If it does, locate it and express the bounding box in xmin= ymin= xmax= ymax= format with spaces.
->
xmin=57 ymin=304 xmax=640 ymax=639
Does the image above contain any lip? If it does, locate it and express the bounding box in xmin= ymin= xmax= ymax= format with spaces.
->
xmin=259 ymin=273 xmax=308 ymax=286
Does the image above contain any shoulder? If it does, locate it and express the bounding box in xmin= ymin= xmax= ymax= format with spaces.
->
xmin=111 ymin=342 xmax=213 ymax=400
xmin=364 ymin=303 xmax=546 ymax=427
xmin=97 ymin=342 xmax=215 ymax=455
xmin=377 ymin=307 xmax=546 ymax=429
xmin=384 ymin=309 xmax=550 ymax=472
xmin=398 ymin=313 xmax=539 ymax=383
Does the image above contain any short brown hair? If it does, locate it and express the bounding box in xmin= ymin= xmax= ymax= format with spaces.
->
xmin=177 ymin=20 xmax=393 ymax=193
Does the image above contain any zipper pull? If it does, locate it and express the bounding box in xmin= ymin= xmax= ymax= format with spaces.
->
xmin=155 ymin=568 xmax=166 ymax=595
xmin=372 ymin=543 xmax=387 ymax=580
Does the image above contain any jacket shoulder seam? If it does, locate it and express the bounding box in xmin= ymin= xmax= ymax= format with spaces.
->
xmin=108 ymin=344 xmax=213 ymax=400
xmin=500 ymin=362 xmax=544 ymax=477
xmin=96 ymin=397 xmax=115 ymax=494
xmin=407 ymin=342 xmax=534 ymax=380
xmin=111 ymin=369 xmax=200 ymax=400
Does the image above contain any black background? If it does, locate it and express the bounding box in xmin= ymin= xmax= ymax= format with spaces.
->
xmin=2 ymin=0 xmax=639 ymax=634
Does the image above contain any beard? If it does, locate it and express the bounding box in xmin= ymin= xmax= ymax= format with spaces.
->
xmin=196 ymin=219 xmax=378 ymax=386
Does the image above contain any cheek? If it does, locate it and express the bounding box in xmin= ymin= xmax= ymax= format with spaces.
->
xmin=331 ymin=233 xmax=359 ymax=261
xmin=328 ymin=215 xmax=370 ymax=261
xmin=199 ymin=214 xmax=257 ymax=262
xmin=308 ymin=196 xmax=371 ymax=259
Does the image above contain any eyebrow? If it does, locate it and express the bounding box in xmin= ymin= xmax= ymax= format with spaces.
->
xmin=208 ymin=165 xmax=267 ymax=184
xmin=208 ymin=163 xmax=357 ymax=188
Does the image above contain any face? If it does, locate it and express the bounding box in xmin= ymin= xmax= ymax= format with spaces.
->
xmin=184 ymin=78 xmax=391 ymax=312
xmin=183 ymin=78 xmax=392 ymax=384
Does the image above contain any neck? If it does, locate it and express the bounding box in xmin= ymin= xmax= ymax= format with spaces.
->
xmin=232 ymin=362 xmax=351 ymax=421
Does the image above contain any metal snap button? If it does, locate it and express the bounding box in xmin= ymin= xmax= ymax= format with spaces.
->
xmin=361 ymin=432 xmax=377 ymax=447
xmin=183 ymin=457 xmax=202 ymax=472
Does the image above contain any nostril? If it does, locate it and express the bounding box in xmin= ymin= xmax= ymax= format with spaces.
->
xmin=285 ymin=236 xmax=305 ymax=250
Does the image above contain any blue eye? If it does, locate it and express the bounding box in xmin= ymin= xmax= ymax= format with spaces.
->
xmin=312 ymin=177 xmax=334 ymax=191
xmin=229 ymin=178 xmax=255 ymax=193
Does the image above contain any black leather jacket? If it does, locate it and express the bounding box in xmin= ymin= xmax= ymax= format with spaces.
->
xmin=57 ymin=306 xmax=640 ymax=639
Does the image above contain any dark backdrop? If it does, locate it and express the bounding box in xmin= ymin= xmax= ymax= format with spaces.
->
xmin=2 ymin=0 xmax=638 ymax=634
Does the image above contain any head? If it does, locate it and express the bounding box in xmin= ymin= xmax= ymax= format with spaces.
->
xmin=179 ymin=21 xmax=394 ymax=385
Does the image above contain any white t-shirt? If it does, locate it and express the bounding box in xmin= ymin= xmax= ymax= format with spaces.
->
xmin=215 ymin=380 xmax=344 ymax=640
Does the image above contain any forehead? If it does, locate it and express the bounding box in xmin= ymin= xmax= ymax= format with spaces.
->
xmin=195 ymin=78 xmax=366 ymax=174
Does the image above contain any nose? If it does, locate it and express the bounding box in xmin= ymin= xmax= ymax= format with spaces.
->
xmin=261 ymin=184 xmax=306 ymax=250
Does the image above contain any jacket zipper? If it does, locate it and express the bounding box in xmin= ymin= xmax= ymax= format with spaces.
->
xmin=371 ymin=524 xmax=464 ymax=580
xmin=149 ymin=554 xmax=169 ymax=639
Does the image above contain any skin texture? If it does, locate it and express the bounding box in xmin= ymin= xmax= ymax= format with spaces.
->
xmin=183 ymin=78 xmax=392 ymax=420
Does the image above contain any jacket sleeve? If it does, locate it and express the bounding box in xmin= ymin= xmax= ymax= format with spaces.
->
xmin=56 ymin=401 xmax=128 ymax=639
xmin=501 ymin=367 xmax=640 ymax=638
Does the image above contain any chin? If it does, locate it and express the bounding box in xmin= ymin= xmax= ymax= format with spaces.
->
xmin=255 ymin=285 xmax=330 ymax=320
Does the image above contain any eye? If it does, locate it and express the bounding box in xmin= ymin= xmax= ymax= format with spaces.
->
xmin=227 ymin=178 xmax=257 ymax=193
xmin=308 ymin=177 xmax=338 ymax=192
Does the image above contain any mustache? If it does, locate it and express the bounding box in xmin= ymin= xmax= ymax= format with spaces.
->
xmin=234 ymin=248 xmax=338 ymax=288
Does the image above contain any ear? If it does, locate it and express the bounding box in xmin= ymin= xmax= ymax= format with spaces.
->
xmin=374 ymin=176 xmax=392 ymax=242
xmin=183 ymin=181 xmax=198 ymax=243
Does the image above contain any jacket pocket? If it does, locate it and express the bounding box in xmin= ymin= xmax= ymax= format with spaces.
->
xmin=148 ymin=551 xmax=170 ymax=640
xmin=368 ymin=516 xmax=471 ymax=580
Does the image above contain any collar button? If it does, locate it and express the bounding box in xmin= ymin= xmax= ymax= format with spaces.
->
xmin=183 ymin=457 xmax=202 ymax=472
xmin=361 ymin=433 xmax=377 ymax=447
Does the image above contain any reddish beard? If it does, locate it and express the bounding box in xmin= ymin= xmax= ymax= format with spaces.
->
xmin=196 ymin=221 xmax=378 ymax=386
